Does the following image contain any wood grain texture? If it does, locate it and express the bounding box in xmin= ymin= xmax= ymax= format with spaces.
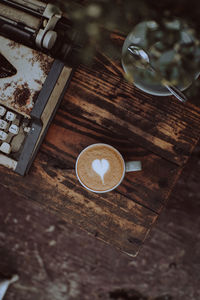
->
xmin=42 ymin=110 xmax=180 ymax=213
xmin=1 ymin=31 xmax=200 ymax=256
xmin=0 ymin=115 xmax=180 ymax=256
xmin=1 ymin=140 xmax=200 ymax=300
xmin=0 ymin=153 xmax=157 ymax=257
xmin=63 ymin=64 xmax=200 ymax=166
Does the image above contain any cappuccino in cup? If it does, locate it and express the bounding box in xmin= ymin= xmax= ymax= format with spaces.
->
xmin=76 ymin=143 xmax=142 ymax=193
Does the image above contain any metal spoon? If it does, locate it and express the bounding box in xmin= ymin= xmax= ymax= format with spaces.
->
xmin=128 ymin=45 xmax=187 ymax=103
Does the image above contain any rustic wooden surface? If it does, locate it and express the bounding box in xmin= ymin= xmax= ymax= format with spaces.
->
xmin=0 ymin=140 xmax=200 ymax=300
xmin=1 ymin=41 xmax=200 ymax=257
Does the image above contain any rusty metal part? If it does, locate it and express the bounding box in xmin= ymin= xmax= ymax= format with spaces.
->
xmin=0 ymin=35 xmax=54 ymax=118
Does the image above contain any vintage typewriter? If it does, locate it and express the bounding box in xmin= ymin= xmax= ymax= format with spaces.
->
xmin=0 ymin=0 xmax=81 ymax=175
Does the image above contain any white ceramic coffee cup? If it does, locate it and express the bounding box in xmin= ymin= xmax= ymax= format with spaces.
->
xmin=75 ymin=143 xmax=142 ymax=193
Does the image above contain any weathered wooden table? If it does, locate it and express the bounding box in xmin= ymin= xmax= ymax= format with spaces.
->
xmin=1 ymin=47 xmax=200 ymax=257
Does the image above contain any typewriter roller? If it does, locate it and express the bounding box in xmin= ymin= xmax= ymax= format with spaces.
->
xmin=0 ymin=0 xmax=82 ymax=62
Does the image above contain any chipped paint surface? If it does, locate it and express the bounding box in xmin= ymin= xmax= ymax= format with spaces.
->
xmin=0 ymin=153 xmax=17 ymax=170
xmin=0 ymin=36 xmax=54 ymax=118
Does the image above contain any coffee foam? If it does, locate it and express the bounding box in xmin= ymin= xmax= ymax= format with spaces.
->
xmin=92 ymin=158 xmax=110 ymax=184
xmin=76 ymin=144 xmax=125 ymax=192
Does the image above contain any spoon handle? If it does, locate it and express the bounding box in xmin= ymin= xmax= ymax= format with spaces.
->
xmin=165 ymin=84 xmax=187 ymax=103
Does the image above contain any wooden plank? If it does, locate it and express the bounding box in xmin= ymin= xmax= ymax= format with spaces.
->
xmin=0 ymin=109 xmax=181 ymax=256
xmin=0 ymin=29 xmax=198 ymax=258
xmin=0 ymin=153 xmax=158 ymax=257
xmin=0 ymin=141 xmax=200 ymax=299
xmin=41 ymin=109 xmax=180 ymax=213
xmin=64 ymin=64 xmax=200 ymax=166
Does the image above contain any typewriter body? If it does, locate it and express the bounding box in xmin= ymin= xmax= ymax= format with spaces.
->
xmin=0 ymin=0 xmax=79 ymax=175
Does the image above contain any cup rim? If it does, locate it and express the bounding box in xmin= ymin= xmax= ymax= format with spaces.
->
xmin=75 ymin=143 xmax=126 ymax=193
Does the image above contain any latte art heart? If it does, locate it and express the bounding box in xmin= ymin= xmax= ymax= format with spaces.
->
xmin=92 ymin=159 xmax=109 ymax=184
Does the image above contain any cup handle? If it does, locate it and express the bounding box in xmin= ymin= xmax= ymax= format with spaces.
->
xmin=125 ymin=161 xmax=142 ymax=172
